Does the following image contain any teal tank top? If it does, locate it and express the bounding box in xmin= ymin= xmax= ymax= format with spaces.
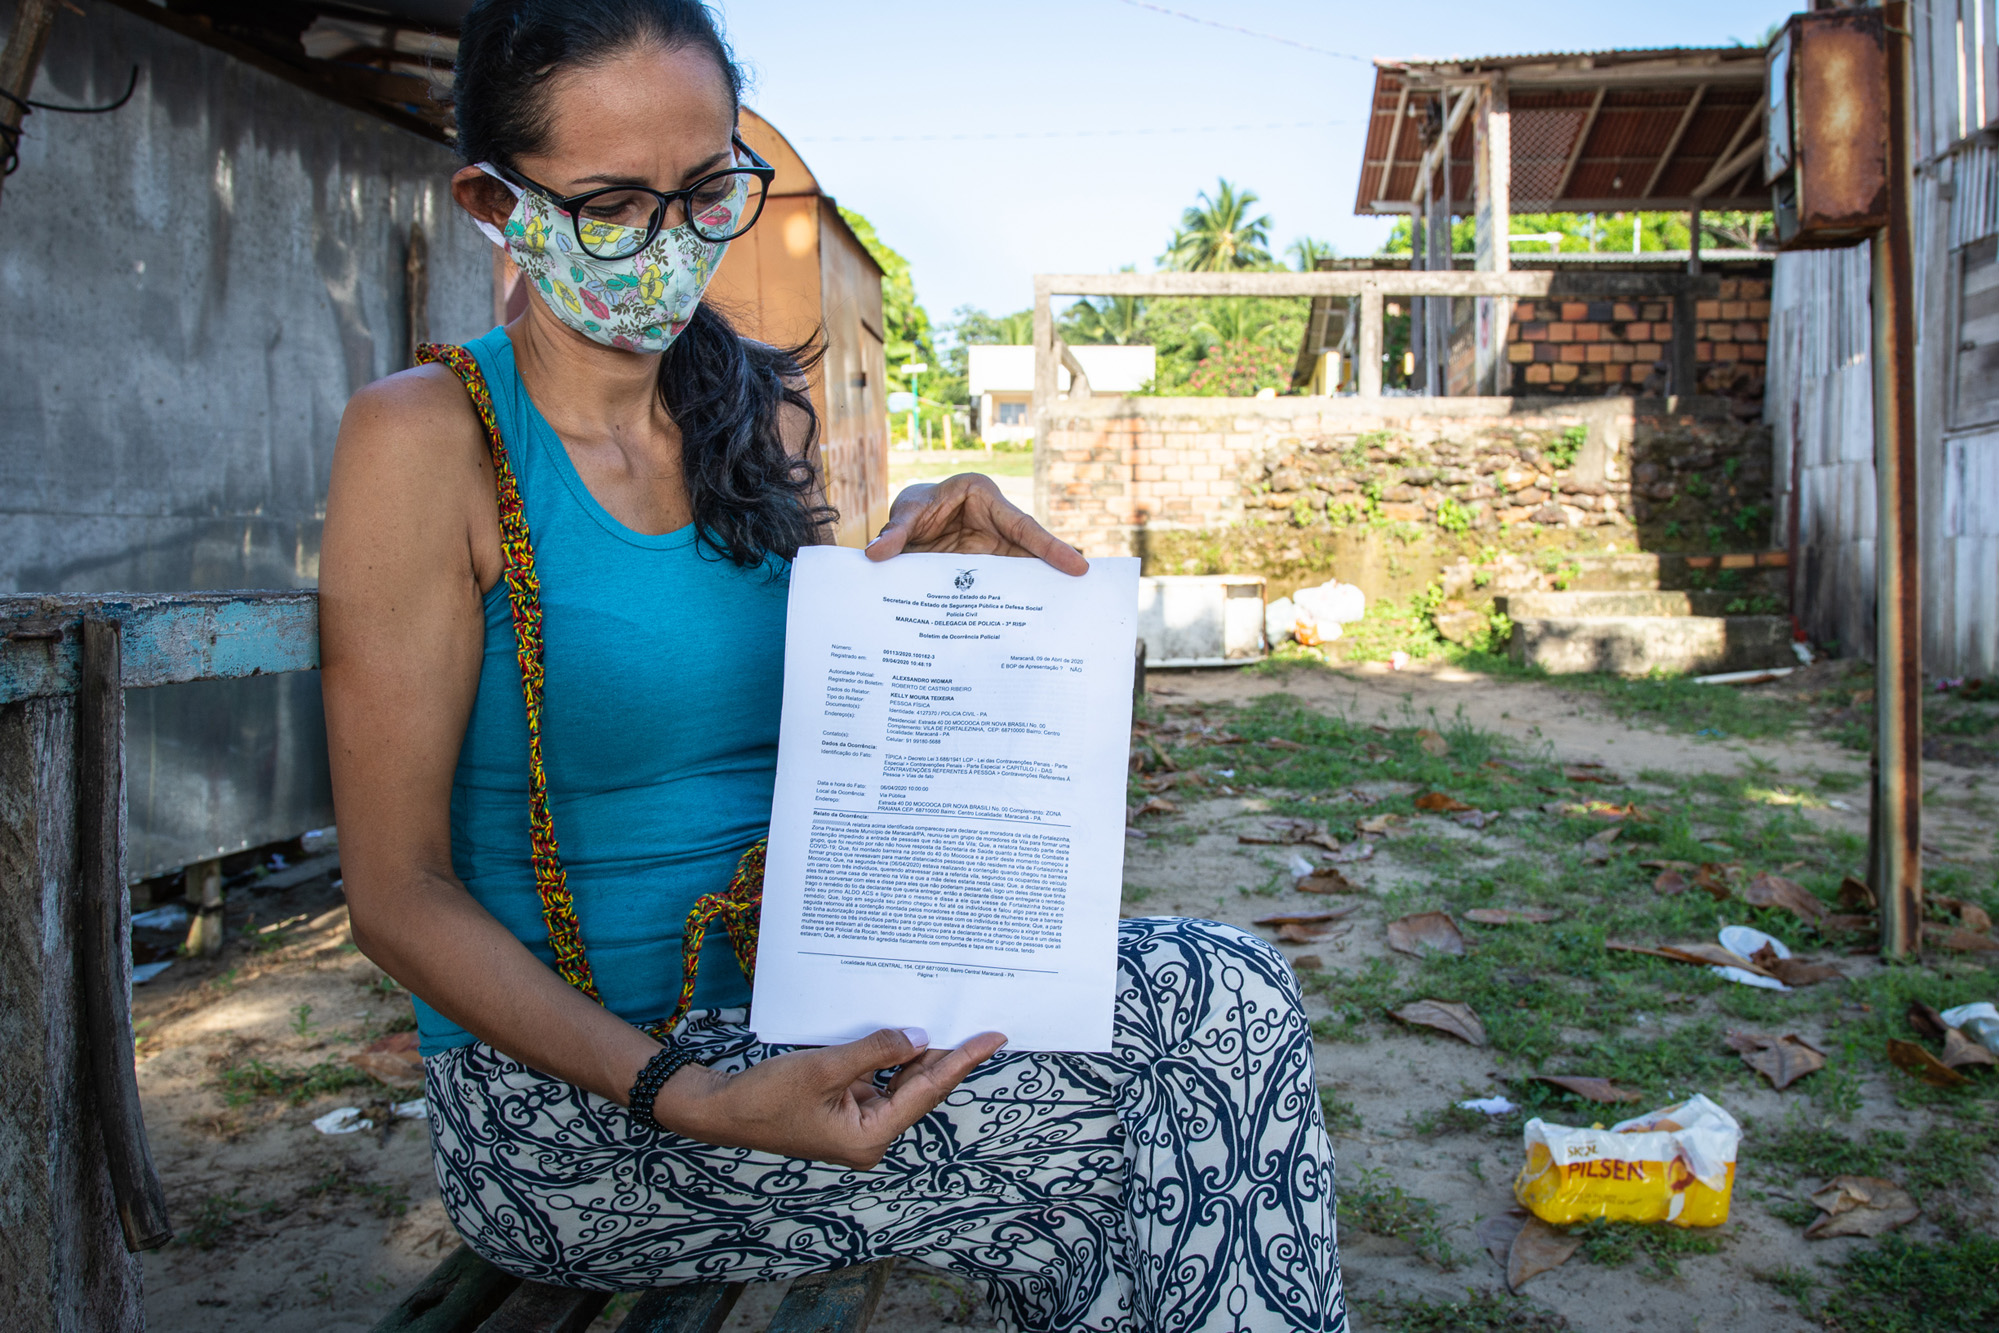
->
xmin=413 ymin=325 xmax=784 ymax=1056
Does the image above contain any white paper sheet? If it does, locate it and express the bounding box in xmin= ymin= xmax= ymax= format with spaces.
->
xmin=752 ymin=547 xmax=1141 ymax=1052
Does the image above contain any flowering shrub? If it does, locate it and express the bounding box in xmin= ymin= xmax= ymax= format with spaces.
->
xmin=1185 ymin=339 xmax=1294 ymax=396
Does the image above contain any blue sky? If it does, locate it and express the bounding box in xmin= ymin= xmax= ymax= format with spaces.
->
xmin=714 ymin=1 xmax=1799 ymax=323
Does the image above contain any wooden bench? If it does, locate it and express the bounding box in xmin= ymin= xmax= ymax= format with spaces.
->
xmin=0 ymin=593 xmax=895 ymax=1333
xmin=371 ymin=1246 xmax=894 ymax=1333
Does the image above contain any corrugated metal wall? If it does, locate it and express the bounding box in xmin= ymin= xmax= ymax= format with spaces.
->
xmin=0 ymin=1 xmax=492 ymax=876
xmin=1769 ymin=0 xmax=1999 ymax=676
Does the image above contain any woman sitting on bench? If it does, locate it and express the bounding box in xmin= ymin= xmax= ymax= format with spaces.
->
xmin=320 ymin=1 xmax=1344 ymax=1327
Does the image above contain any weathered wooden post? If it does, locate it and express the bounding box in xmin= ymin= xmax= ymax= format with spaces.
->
xmin=0 ymin=592 xmax=319 ymax=1332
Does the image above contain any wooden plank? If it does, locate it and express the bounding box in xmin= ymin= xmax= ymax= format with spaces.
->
xmin=616 ymin=1281 xmax=745 ymax=1333
xmin=0 ymin=591 xmax=319 ymax=704
xmin=765 ymin=1261 xmax=896 ymax=1333
xmin=1554 ymin=87 xmax=1607 ymax=201
xmin=477 ymin=1281 xmax=609 ymax=1333
xmin=75 ymin=620 xmax=172 ymax=1252
xmin=1037 ymin=270 xmax=1556 ymax=299
xmin=1643 ymin=84 xmax=1707 ymax=198
xmin=370 ymin=1244 xmax=522 ymax=1333
xmin=0 ymin=696 xmax=145 ymax=1330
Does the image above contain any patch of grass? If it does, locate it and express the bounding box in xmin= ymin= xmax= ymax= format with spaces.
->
xmin=215 ymin=1057 xmax=373 ymax=1108
xmin=1756 ymin=1264 xmax=1819 ymax=1311
xmin=177 ymin=1190 xmax=252 ymax=1249
xmin=1818 ymin=1235 xmax=1999 ymax=1333
xmin=1406 ymin=1100 xmax=1502 ymax=1137
xmin=1304 ymin=956 xmax=1401 ymax=1043
xmin=1750 ymin=1116 xmax=1998 ymax=1206
xmin=1318 ymin=1086 xmax=1363 ymax=1135
xmin=1340 ymin=1167 xmax=1461 ymax=1268
xmin=1569 ymin=1217 xmax=1723 ymax=1279
xmin=1350 ymin=1289 xmax=1568 ymax=1332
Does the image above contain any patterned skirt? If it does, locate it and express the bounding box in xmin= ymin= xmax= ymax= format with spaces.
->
xmin=425 ymin=917 xmax=1347 ymax=1332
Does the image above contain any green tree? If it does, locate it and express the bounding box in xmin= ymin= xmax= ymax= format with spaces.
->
xmin=1186 ymin=339 xmax=1293 ymax=396
xmin=1062 ymin=269 xmax=1149 ymax=346
xmin=837 ymin=205 xmax=933 ymax=394
xmin=1286 ymin=235 xmax=1336 ymax=270
xmin=1382 ymin=210 xmax=1774 ymax=256
xmin=1165 ymin=179 xmax=1273 ymax=271
xmin=1143 ymin=295 xmax=1307 ymax=395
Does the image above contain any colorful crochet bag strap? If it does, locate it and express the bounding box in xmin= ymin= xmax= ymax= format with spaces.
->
xmin=416 ymin=343 xmax=763 ymax=1032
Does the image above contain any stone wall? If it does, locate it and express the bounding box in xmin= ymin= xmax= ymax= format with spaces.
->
xmin=1037 ymin=394 xmax=1773 ymax=597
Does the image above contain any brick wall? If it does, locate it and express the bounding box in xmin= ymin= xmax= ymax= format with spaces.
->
xmin=1506 ymin=274 xmax=1772 ymax=412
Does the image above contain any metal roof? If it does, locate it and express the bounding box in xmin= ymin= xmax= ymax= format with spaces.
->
xmin=1357 ymin=45 xmax=1769 ymax=217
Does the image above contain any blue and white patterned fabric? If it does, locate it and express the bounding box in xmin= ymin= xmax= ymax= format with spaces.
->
xmin=425 ymin=917 xmax=1347 ymax=1332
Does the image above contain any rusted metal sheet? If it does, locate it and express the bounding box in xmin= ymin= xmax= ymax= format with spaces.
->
xmin=0 ymin=592 xmax=319 ymax=705
xmin=1770 ymin=10 xmax=1891 ymax=249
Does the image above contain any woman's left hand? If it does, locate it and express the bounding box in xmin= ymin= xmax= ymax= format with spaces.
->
xmin=866 ymin=474 xmax=1088 ymax=575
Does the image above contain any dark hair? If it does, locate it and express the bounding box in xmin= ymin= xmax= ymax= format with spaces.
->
xmin=454 ymin=0 xmax=832 ymax=566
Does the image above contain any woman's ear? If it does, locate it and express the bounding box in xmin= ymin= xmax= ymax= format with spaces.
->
xmin=451 ymin=166 xmax=517 ymax=234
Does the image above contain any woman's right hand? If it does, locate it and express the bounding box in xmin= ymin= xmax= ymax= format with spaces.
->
xmin=658 ymin=1027 xmax=1008 ymax=1169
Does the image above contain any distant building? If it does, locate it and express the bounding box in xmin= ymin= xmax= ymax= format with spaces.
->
xmin=968 ymin=344 xmax=1155 ymax=442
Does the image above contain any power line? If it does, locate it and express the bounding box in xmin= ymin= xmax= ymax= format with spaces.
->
xmin=1114 ymin=0 xmax=1374 ymax=64
xmin=799 ymin=119 xmax=1347 ymax=144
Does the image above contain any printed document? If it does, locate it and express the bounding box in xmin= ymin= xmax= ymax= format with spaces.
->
xmin=752 ymin=547 xmax=1141 ymax=1051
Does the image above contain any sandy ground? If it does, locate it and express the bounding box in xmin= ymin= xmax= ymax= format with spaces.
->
xmin=135 ymin=659 xmax=1995 ymax=1331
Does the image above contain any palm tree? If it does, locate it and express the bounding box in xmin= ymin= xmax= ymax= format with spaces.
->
xmin=1166 ymin=179 xmax=1273 ymax=272
xmin=1287 ymin=236 xmax=1336 ymax=271
xmin=1066 ymin=270 xmax=1149 ymax=345
xmin=1191 ymin=300 xmax=1276 ymax=355
xmin=994 ymin=310 xmax=1035 ymax=344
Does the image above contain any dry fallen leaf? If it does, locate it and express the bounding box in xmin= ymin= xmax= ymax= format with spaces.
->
xmin=1693 ymin=863 xmax=1740 ymax=901
xmin=1507 ymin=1216 xmax=1583 ymax=1290
xmin=348 ymin=1031 xmax=424 ymax=1089
xmin=1450 ymin=809 xmax=1501 ymax=830
xmin=1356 ymin=814 xmax=1400 ymax=836
xmin=1533 ymin=1075 xmax=1643 ymax=1104
xmin=1929 ymin=925 xmax=1999 ymax=953
xmin=1262 ymin=737 xmax=1307 ymax=751
xmin=1464 ymin=907 xmax=1563 ymax=926
xmin=1639 ymin=859 xmax=1696 ymax=871
xmin=1821 ymin=913 xmax=1878 ymax=938
xmin=1563 ymin=766 xmax=1617 ymax=784
xmin=1805 ymin=1176 xmax=1920 ymax=1239
xmin=1653 ymin=869 xmax=1690 ymax=896
xmin=1416 ymin=728 xmax=1450 ymax=756
xmin=1254 ymin=907 xmax=1362 ymax=927
xmin=1387 ymin=911 xmax=1468 ymax=957
xmin=1886 ymin=1038 xmax=1970 ymax=1087
xmin=1477 ymin=1212 xmax=1526 ymax=1271
xmin=1414 ymin=791 xmax=1476 ymax=813
xmin=1905 ymin=1001 xmax=1950 ymax=1042
xmin=1276 ymin=922 xmax=1351 ymax=944
xmin=1725 ymin=1031 xmax=1827 ymax=1090
xmin=1744 ymin=872 xmax=1828 ymax=924
xmin=1932 ymin=895 xmax=1993 ymax=934
xmin=1290 ymin=953 xmax=1324 ymax=973
xmin=1327 ymin=841 xmax=1377 ymax=864
xmin=1748 ymin=944 xmax=1844 ymax=987
xmin=1389 ymin=999 xmax=1487 ymax=1046
xmin=1238 ymin=817 xmax=1331 ymax=846
xmin=1130 ymin=796 xmax=1179 ymax=820
xmin=1837 ymin=875 xmax=1876 ymax=910
xmin=1582 ymin=826 xmax=1622 ymax=864
xmin=1297 ymin=867 xmax=1362 ymax=895
xmin=1943 ymin=1028 xmax=1998 ymax=1070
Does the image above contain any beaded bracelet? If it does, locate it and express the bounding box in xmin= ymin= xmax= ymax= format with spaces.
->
xmin=627 ymin=1042 xmax=701 ymax=1134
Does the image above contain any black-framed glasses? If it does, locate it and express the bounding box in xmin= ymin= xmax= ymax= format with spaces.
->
xmin=504 ymin=135 xmax=774 ymax=260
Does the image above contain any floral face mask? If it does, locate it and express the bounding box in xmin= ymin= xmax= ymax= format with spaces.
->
xmin=472 ymin=163 xmax=746 ymax=354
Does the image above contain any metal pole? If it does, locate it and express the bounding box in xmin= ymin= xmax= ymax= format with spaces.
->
xmin=0 ymin=0 xmax=59 ymax=208
xmin=1871 ymin=0 xmax=1922 ymax=957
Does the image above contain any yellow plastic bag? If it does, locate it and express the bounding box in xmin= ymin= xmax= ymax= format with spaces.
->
xmin=1513 ymin=1094 xmax=1739 ymax=1228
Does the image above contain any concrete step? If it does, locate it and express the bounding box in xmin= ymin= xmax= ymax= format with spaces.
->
xmin=1563 ymin=551 xmax=1789 ymax=595
xmin=1499 ymin=590 xmax=1751 ymax=618
xmin=1510 ymin=615 xmax=1793 ymax=676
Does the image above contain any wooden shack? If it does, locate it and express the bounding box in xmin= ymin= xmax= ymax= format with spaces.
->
xmin=710 ymin=109 xmax=891 ymax=545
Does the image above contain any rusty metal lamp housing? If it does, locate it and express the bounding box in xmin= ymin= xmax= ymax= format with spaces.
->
xmin=1766 ymin=8 xmax=1891 ymax=250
